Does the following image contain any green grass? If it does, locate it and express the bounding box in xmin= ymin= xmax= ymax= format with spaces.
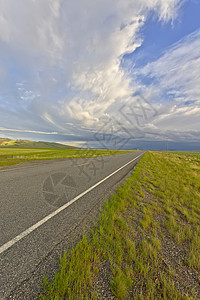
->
xmin=40 ymin=151 xmax=200 ymax=299
xmin=0 ymin=147 xmax=134 ymax=168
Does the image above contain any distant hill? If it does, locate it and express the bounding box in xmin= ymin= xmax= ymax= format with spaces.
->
xmin=0 ymin=138 xmax=77 ymax=149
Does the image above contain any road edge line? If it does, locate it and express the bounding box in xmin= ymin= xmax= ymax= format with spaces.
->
xmin=0 ymin=152 xmax=144 ymax=254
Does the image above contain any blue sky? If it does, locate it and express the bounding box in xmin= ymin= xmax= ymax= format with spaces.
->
xmin=0 ymin=0 xmax=200 ymax=150
xmin=123 ymin=0 xmax=200 ymax=68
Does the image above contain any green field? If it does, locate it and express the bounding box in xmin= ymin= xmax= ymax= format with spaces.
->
xmin=0 ymin=147 xmax=133 ymax=169
xmin=0 ymin=137 xmax=76 ymax=149
xmin=40 ymin=151 xmax=200 ymax=299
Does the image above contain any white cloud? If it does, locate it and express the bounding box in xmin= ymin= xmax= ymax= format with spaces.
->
xmin=141 ymin=30 xmax=200 ymax=100
xmin=1 ymin=0 xmax=193 ymax=146
xmin=0 ymin=127 xmax=59 ymax=135
xmin=133 ymin=29 xmax=200 ymax=141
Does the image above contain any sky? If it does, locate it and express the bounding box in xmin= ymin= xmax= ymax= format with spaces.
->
xmin=0 ymin=0 xmax=200 ymax=150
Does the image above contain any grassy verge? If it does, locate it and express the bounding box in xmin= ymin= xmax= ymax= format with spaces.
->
xmin=40 ymin=151 xmax=200 ymax=299
xmin=0 ymin=148 xmax=133 ymax=169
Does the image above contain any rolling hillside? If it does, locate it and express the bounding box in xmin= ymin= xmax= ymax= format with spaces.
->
xmin=0 ymin=138 xmax=77 ymax=149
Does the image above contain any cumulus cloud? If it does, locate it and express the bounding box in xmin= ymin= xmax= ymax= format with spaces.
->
xmin=1 ymin=0 xmax=197 ymax=147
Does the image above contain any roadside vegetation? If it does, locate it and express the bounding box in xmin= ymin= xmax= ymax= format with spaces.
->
xmin=40 ymin=151 xmax=200 ymax=299
xmin=0 ymin=147 xmax=133 ymax=169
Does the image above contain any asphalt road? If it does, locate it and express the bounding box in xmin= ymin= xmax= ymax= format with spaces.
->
xmin=0 ymin=151 xmax=144 ymax=299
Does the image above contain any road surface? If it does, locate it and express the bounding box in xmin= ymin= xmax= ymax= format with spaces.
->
xmin=0 ymin=151 xmax=144 ymax=298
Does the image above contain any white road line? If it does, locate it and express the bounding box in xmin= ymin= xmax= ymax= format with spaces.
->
xmin=0 ymin=153 xmax=144 ymax=255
